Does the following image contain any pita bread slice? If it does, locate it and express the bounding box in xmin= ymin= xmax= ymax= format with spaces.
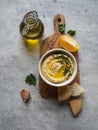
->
xmin=72 ymin=82 xmax=85 ymax=97
xmin=58 ymin=85 xmax=73 ymax=102
xmin=69 ymin=98 xmax=83 ymax=116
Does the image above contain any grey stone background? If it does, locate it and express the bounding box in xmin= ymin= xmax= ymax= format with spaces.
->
xmin=0 ymin=0 xmax=98 ymax=130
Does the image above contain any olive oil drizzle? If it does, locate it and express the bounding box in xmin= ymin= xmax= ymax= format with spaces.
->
xmin=52 ymin=54 xmax=73 ymax=76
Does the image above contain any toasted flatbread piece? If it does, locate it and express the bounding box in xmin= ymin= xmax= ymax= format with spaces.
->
xmin=69 ymin=98 xmax=83 ymax=116
xmin=72 ymin=82 xmax=85 ymax=97
xmin=58 ymin=85 xmax=73 ymax=102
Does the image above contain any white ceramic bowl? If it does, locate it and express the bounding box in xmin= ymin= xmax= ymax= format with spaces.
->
xmin=39 ymin=48 xmax=77 ymax=87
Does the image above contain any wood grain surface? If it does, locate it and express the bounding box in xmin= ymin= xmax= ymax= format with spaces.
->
xmin=39 ymin=14 xmax=80 ymax=98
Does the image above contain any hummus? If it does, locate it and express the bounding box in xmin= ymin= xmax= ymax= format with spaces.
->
xmin=41 ymin=53 xmax=74 ymax=83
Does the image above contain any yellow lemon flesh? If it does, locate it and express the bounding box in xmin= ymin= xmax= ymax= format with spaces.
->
xmin=59 ymin=35 xmax=80 ymax=52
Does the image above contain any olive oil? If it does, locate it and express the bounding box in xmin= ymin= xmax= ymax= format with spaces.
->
xmin=20 ymin=11 xmax=44 ymax=46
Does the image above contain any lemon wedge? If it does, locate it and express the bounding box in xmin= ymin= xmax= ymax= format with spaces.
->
xmin=59 ymin=35 xmax=80 ymax=52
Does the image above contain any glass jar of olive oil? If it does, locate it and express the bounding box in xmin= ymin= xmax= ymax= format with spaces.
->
xmin=20 ymin=11 xmax=44 ymax=46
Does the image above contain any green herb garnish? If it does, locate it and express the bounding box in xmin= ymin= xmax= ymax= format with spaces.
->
xmin=53 ymin=54 xmax=71 ymax=76
xmin=58 ymin=24 xmax=65 ymax=33
xmin=63 ymin=68 xmax=69 ymax=76
xmin=25 ymin=73 xmax=36 ymax=85
xmin=67 ymin=30 xmax=76 ymax=36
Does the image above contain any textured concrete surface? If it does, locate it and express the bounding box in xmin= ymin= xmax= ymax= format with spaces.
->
xmin=0 ymin=0 xmax=98 ymax=130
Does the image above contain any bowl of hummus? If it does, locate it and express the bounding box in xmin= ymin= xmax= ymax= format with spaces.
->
xmin=39 ymin=48 xmax=77 ymax=87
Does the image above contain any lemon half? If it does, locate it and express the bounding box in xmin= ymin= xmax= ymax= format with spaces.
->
xmin=59 ymin=35 xmax=80 ymax=52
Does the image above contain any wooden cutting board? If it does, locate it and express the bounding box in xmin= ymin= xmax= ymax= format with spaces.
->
xmin=39 ymin=14 xmax=80 ymax=98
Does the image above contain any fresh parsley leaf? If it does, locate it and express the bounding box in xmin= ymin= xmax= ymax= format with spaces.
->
xmin=58 ymin=24 xmax=65 ymax=33
xmin=25 ymin=73 xmax=36 ymax=85
xmin=67 ymin=30 xmax=76 ymax=36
